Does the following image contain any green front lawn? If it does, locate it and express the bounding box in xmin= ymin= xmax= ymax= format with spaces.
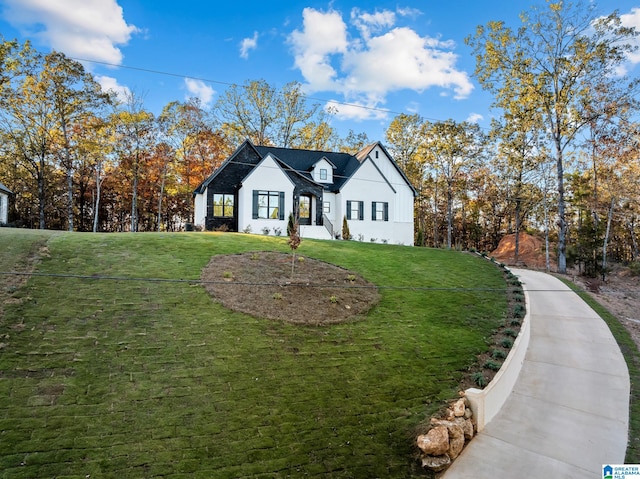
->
xmin=0 ymin=230 xmax=507 ymax=478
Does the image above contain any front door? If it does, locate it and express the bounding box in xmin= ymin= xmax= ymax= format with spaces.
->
xmin=299 ymin=195 xmax=311 ymax=225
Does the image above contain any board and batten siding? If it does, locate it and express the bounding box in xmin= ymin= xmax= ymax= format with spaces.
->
xmin=339 ymin=158 xmax=414 ymax=245
xmin=237 ymin=155 xmax=295 ymax=233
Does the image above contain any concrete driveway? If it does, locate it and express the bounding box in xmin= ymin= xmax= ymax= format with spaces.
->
xmin=444 ymin=268 xmax=630 ymax=478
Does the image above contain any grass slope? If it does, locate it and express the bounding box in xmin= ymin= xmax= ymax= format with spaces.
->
xmin=0 ymin=230 xmax=508 ymax=478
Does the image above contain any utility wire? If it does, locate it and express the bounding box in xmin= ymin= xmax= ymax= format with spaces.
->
xmin=0 ymin=270 xmax=597 ymax=294
xmin=71 ymin=57 xmax=490 ymax=129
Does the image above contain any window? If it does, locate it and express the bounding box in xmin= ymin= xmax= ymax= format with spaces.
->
xmin=299 ymin=196 xmax=310 ymax=220
xmin=346 ymin=200 xmax=363 ymax=220
xmin=213 ymin=194 xmax=234 ymax=217
xmin=375 ymin=150 xmax=379 ymax=159
xmin=323 ymin=202 xmax=330 ymax=214
xmin=252 ymin=190 xmax=285 ymax=220
xmin=372 ymin=201 xmax=389 ymax=221
xmin=319 ymin=168 xmax=328 ymax=181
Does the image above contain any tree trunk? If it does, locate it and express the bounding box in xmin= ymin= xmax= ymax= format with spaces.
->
xmin=602 ymin=197 xmax=615 ymax=278
xmin=38 ymin=154 xmax=46 ymax=230
xmin=555 ymin=139 xmax=567 ymax=274
xmin=157 ymin=163 xmax=167 ymax=232
xmin=446 ymin=182 xmax=453 ymax=249
xmin=93 ymin=161 xmax=102 ymax=233
xmin=629 ymin=216 xmax=639 ymax=262
xmin=514 ymin=197 xmax=521 ymax=264
xmin=131 ymin=151 xmax=139 ymax=232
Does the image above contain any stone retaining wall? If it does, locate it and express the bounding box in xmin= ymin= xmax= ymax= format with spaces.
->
xmin=417 ymin=268 xmax=531 ymax=473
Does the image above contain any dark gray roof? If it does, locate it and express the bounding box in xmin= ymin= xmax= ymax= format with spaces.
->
xmin=0 ymin=182 xmax=12 ymax=194
xmin=254 ymin=145 xmax=361 ymax=192
xmin=194 ymin=140 xmax=416 ymax=197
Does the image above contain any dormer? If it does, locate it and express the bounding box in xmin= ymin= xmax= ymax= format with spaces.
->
xmin=311 ymin=157 xmax=336 ymax=184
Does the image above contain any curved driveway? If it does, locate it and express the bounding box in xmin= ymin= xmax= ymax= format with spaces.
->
xmin=444 ymin=268 xmax=630 ymax=478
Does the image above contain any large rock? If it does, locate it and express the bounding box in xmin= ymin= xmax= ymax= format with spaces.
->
xmin=421 ymin=454 xmax=451 ymax=472
xmin=453 ymin=398 xmax=466 ymax=417
xmin=448 ymin=424 xmax=465 ymax=459
xmin=461 ymin=418 xmax=474 ymax=440
xmin=417 ymin=426 xmax=449 ymax=456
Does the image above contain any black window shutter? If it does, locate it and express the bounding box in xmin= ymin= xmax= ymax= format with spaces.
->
xmin=384 ymin=202 xmax=389 ymax=221
xmin=252 ymin=190 xmax=259 ymax=219
xmin=279 ymin=192 xmax=285 ymax=220
xmin=371 ymin=202 xmax=376 ymax=221
xmin=358 ymin=201 xmax=364 ymax=221
xmin=346 ymin=200 xmax=352 ymax=220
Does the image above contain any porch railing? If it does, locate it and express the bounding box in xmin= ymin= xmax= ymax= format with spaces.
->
xmin=322 ymin=214 xmax=334 ymax=238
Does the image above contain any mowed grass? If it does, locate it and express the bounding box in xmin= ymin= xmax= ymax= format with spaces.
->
xmin=0 ymin=230 xmax=508 ymax=478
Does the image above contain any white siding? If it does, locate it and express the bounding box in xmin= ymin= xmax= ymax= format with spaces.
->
xmin=368 ymin=145 xmax=415 ymax=224
xmin=193 ymin=188 xmax=207 ymax=227
xmin=238 ymin=155 xmax=295 ymax=234
xmin=311 ymin=158 xmax=334 ymax=184
xmin=0 ymin=192 xmax=8 ymax=225
xmin=339 ymin=157 xmax=414 ymax=245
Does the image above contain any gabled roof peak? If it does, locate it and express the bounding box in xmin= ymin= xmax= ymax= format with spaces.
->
xmin=355 ymin=142 xmax=380 ymax=162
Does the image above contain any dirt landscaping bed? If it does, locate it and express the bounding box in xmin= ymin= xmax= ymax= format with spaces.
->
xmin=201 ymin=251 xmax=381 ymax=325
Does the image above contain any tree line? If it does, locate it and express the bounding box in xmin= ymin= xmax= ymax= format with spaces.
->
xmin=1 ymin=1 xmax=639 ymax=276
xmin=0 ymin=39 xmax=370 ymax=234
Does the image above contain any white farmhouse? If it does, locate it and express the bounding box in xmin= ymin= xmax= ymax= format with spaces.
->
xmin=193 ymin=140 xmax=416 ymax=245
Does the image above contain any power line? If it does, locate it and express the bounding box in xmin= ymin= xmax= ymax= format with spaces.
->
xmin=0 ymin=270 xmax=594 ymax=294
xmin=71 ymin=57 xmax=484 ymax=128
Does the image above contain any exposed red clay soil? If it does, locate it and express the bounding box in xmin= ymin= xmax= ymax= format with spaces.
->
xmin=491 ymin=232 xmax=552 ymax=270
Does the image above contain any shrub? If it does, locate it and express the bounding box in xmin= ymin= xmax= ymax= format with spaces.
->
xmin=513 ymin=304 xmax=525 ymax=318
xmin=500 ymin=338 xmax=513 ymax=349
xmin=274 ymin=227 xmax=282 ymax=236
xmin=262 ymin=227 xmax=271 ymax=235
xmin=243 ymin=225 xmax=252 ymax=234
xmin=504 ymin=328 xmax=518 ymax=338
xmin=287 ymin=213 xmax=295 ymax=236
xmin=629 ymin=261 xmax=640 ymax=276
xmin=342 ymin=216 xmax=351 ymax=241
xmin=472 ymin=372 xmax=487 ymax=388
xmin=483 ymin=359 xmax=502 ymax=371
xmin=510 ymin=319 xmax=521 ymax=327
xmin=272 ymin=292 xmax=283 ymax=300
xmin=492 ymin=349 xmax=507 ymax=360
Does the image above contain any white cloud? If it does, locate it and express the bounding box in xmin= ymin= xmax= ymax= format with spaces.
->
xmin=325 ymin=99 xmax=388 ymax=122
xmin=1 ymin=0 xmax=138 ymax=64
xmin=184 ymin=78 xmax=215 ymax=108
xmin=288 ymin=7 xmax=473 ymax=121
xmin=95 ymin=75 xmax=130 ymax=101
xmin=289 ymin=8 xmax=348 ymax=92
xmin=466 ymin=113 xmax=484 ymax=123
xmin=240 ymin=31 xmax=258 ymax=59
xmin=351 ymin=8 xmax=396 ymax=39
xmin=620 ymin=7 xmax=640 ymax=64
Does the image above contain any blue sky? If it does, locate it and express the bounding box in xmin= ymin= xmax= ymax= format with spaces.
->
xmin=0 ymin=0 xmax=639 ymax=141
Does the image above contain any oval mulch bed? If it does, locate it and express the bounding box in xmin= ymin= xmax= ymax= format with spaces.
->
xmin=200 ymin=252 xmax=380 ymax=325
